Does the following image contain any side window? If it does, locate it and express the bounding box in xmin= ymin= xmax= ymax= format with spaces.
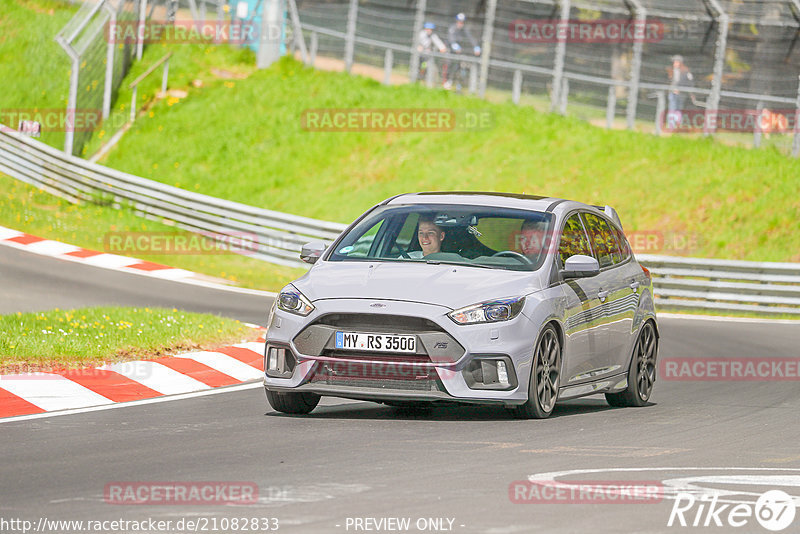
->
xmin=558 ymin=214 xmax=592 ymax=266
xmin=613 ymin=226 xmax=631 ymax=263
xmin=346 ymin=219 xmax=383 ymax=258
xmin=583 ymin=213 xmax=616 ymax=268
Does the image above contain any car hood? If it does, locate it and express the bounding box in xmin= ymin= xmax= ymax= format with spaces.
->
xmin=293 ymin=261 xmax=546 ymax=310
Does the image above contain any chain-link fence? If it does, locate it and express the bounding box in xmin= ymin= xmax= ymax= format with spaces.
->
xmin=294 ymin=0 xmax=800 ymax=155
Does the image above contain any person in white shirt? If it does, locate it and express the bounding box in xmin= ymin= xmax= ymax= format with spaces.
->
xmin=405 ymin=216 xmax=446 ymax=258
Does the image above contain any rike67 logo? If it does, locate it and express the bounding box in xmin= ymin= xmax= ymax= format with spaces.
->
xmin=668 ymin=489 xmax=796 ymax=531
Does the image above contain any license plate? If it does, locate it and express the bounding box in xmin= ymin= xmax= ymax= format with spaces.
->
xmin=334 ymin=331 xmax=417 ymax=353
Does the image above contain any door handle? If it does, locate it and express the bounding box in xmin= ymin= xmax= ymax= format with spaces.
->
xmin=597 ymin=289 xmax=609 ymax=302
xmin=630 ymin=281 xmax=640 ymax=292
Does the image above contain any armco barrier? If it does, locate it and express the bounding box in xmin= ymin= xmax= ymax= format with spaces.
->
xmin=1 ymin=126 xmax=798 ymax=315
xmin=0 ymin=126 xmax=346 ymax=268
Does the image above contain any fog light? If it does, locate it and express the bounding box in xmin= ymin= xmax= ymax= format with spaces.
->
xmin=497 ymin=361 xmax=509 ymax=386
xmin=267 ymin=348 xmax=281 ymax=372
xmin=463 ymin=356 xmax=517 ymax=391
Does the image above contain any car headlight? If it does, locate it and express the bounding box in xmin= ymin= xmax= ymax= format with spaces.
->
xmin=277 ymin=285 xmax=315 ymax=316
xmin=448 ymin=297 xmax=525 ymax=325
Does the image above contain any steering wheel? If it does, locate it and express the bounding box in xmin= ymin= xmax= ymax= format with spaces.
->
xmin=492 ymin=250 xmax=533 ymax=264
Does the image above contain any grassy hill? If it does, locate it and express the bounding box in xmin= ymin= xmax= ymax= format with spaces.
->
xmin=95 ymin=56 xmax=799 ymax=262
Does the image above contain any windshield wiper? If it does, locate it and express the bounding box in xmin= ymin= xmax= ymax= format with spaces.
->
xmin=425 ymin=260 xmax=492 ymax=269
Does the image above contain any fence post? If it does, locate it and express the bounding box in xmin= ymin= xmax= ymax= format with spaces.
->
xmin=383 ymin=49 xmax=393 ymax=85
xmin=161 ymin=56 xmax=170 ymax=93
xmin=625 ymin=0 xmax=645 ymax=130
xmin=793 ymin=75 xmax=800 ymax=157
xmin=654 ymin=90 xmax=665 ymax=136
xmin=136 ymin=0 xmax=147 ymax=60
xmin=344 ymin=0 xmax=358 ymax=73
xmin=425 ymin=58 xmax=435 ymax=87
xmin=408 ymin=0 xmax=427 ymax=83
xmin=606 ymin=85 xmax=616 ymax=128
xmin=478 ymin=0 xmax=497 ymax=97
xmin=469 ymin=63 xmax=478 ymax=94
xmin=130 ymin=86 xmax=137 ymax=123
xmin=309 ymin=31 xmax=318 ymax=66
xmin=704 ymin=0 xmax=729 ymax=135
xmin=102 ymin=2 xmax=116 ymax=121
xmin=56 ymin=37 xmax=79 ymax=155
xmin=550 ymin=0 xmax=570 ymax=111
xmin=753 ymin=101 xmax=763 ymax=148
xmin=512 ymin=70 xmax=522 ymax=105
xmin=559 ymin=78 xmax=569 ymax=115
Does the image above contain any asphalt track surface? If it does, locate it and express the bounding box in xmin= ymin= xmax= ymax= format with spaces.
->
xmin=2 ymin=245 xmax=800 ymax=533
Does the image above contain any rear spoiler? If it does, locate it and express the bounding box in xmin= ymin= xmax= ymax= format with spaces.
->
xmin=593 ymin=205 xmax=623 ymax=229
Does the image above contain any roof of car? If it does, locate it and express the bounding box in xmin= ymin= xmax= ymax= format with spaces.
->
xmin=384 ymin=191 xmax=591 ymax=214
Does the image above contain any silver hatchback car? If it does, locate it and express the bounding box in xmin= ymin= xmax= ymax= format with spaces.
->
xmin=264 ymin=192 xmax=658 ymax=418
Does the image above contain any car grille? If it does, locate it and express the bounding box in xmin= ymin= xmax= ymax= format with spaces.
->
xmin=309 ymin=362 xmax=442 ymax=392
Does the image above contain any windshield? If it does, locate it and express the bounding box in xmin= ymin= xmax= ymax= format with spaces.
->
xmin=327 ymin=204 xmax=555 ymax=271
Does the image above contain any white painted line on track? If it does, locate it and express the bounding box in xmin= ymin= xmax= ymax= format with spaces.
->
xmin=99 ymin=361 xmax=208 ymax=395
xmin=81 ymin=253 xmax=140 ymax=269
xmin=22 ymin=240 xmax=80 ymax=256
xmin=0 ymin=228 xmax=23 ymax=240
xmin=175 ymin=351 xmax=264 ymax=381
xmin=0 ymin=374 xmax=114 ymax=411
xmin=0 ymin=382 xmax=263 ymax=424
xmin=234 ymin=341 xmax=267 ymax=354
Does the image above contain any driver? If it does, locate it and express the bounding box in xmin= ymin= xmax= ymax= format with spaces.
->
xmin=516 ymin=220 xmax=548 ymax=257
xmin=405 ymin=215 xmax=445 ymax=258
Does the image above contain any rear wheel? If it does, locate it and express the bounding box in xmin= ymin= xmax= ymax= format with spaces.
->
xmin=265 ymin=389 xmax=320 ymax=415
xmin=513 ymin=325 xmax=561 ymax=419
xmin=605 ymin=321 xmax=657 ymax=407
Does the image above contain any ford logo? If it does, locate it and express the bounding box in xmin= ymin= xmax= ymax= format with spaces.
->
xmin=370 ymin=303 xmax=387 ymax=308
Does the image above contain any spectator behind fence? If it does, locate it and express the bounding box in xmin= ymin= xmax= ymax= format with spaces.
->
xmin=444 ymin=13 xmax=481 ymax=90
xmin=667 ymin=55 xmax=694 ymax=129
xmin=417 ymin=22 xmax=447 ymax=81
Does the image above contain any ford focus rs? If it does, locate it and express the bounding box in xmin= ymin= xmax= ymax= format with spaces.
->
xmin=263 ymin=192 xmax=658 ymax=418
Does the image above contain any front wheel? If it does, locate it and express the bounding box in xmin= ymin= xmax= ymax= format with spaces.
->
xmin=265 ymin=388 xmax=320 ymax=415
xmin=512 ymin=324 xmax=561 ymax=419
xmin=605 ymin=321 xmax=657 ymax=407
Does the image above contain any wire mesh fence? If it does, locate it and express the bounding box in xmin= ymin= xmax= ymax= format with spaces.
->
xmin=294 ymin=0 xmax=800 ymax=155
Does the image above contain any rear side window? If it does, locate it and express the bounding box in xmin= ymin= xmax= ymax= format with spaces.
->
xmin=557 ymin=214 xmax=592 ymax=267
xmin=582 ymin=213 xmax=617 ymax=269
xmin=613 ymin=226 xmax=631 ymax=263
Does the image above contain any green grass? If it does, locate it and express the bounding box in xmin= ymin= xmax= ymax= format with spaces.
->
xmin=0 ymin=306 xmax=256 ymax=370
xmin=0 ymin=175 xmax=307 ymax=291
xmin=95 ymin=56 xmax=800 ymax=263
xmin=0 ymin=0 xmax=78 ymax=149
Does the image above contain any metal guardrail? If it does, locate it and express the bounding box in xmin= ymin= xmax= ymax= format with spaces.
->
xmin=0 ymin=125 xmax=798 ymax=315
xmin=0 ymin=126 xmax=346 ymax=268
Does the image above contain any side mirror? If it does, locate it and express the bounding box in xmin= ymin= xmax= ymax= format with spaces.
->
xmin=561 ymin=254 xmax=600 ymax=279
xmin=300 ymin=241 xmax=327 ymax=264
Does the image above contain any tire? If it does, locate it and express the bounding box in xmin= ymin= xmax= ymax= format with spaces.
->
xmin=265 ymin=388 xmax=320 ymax=415
xmin=605 ymin=320 xmax=658 ymax=408
xmin=513 ymin=324 xmax=561 ymax=420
